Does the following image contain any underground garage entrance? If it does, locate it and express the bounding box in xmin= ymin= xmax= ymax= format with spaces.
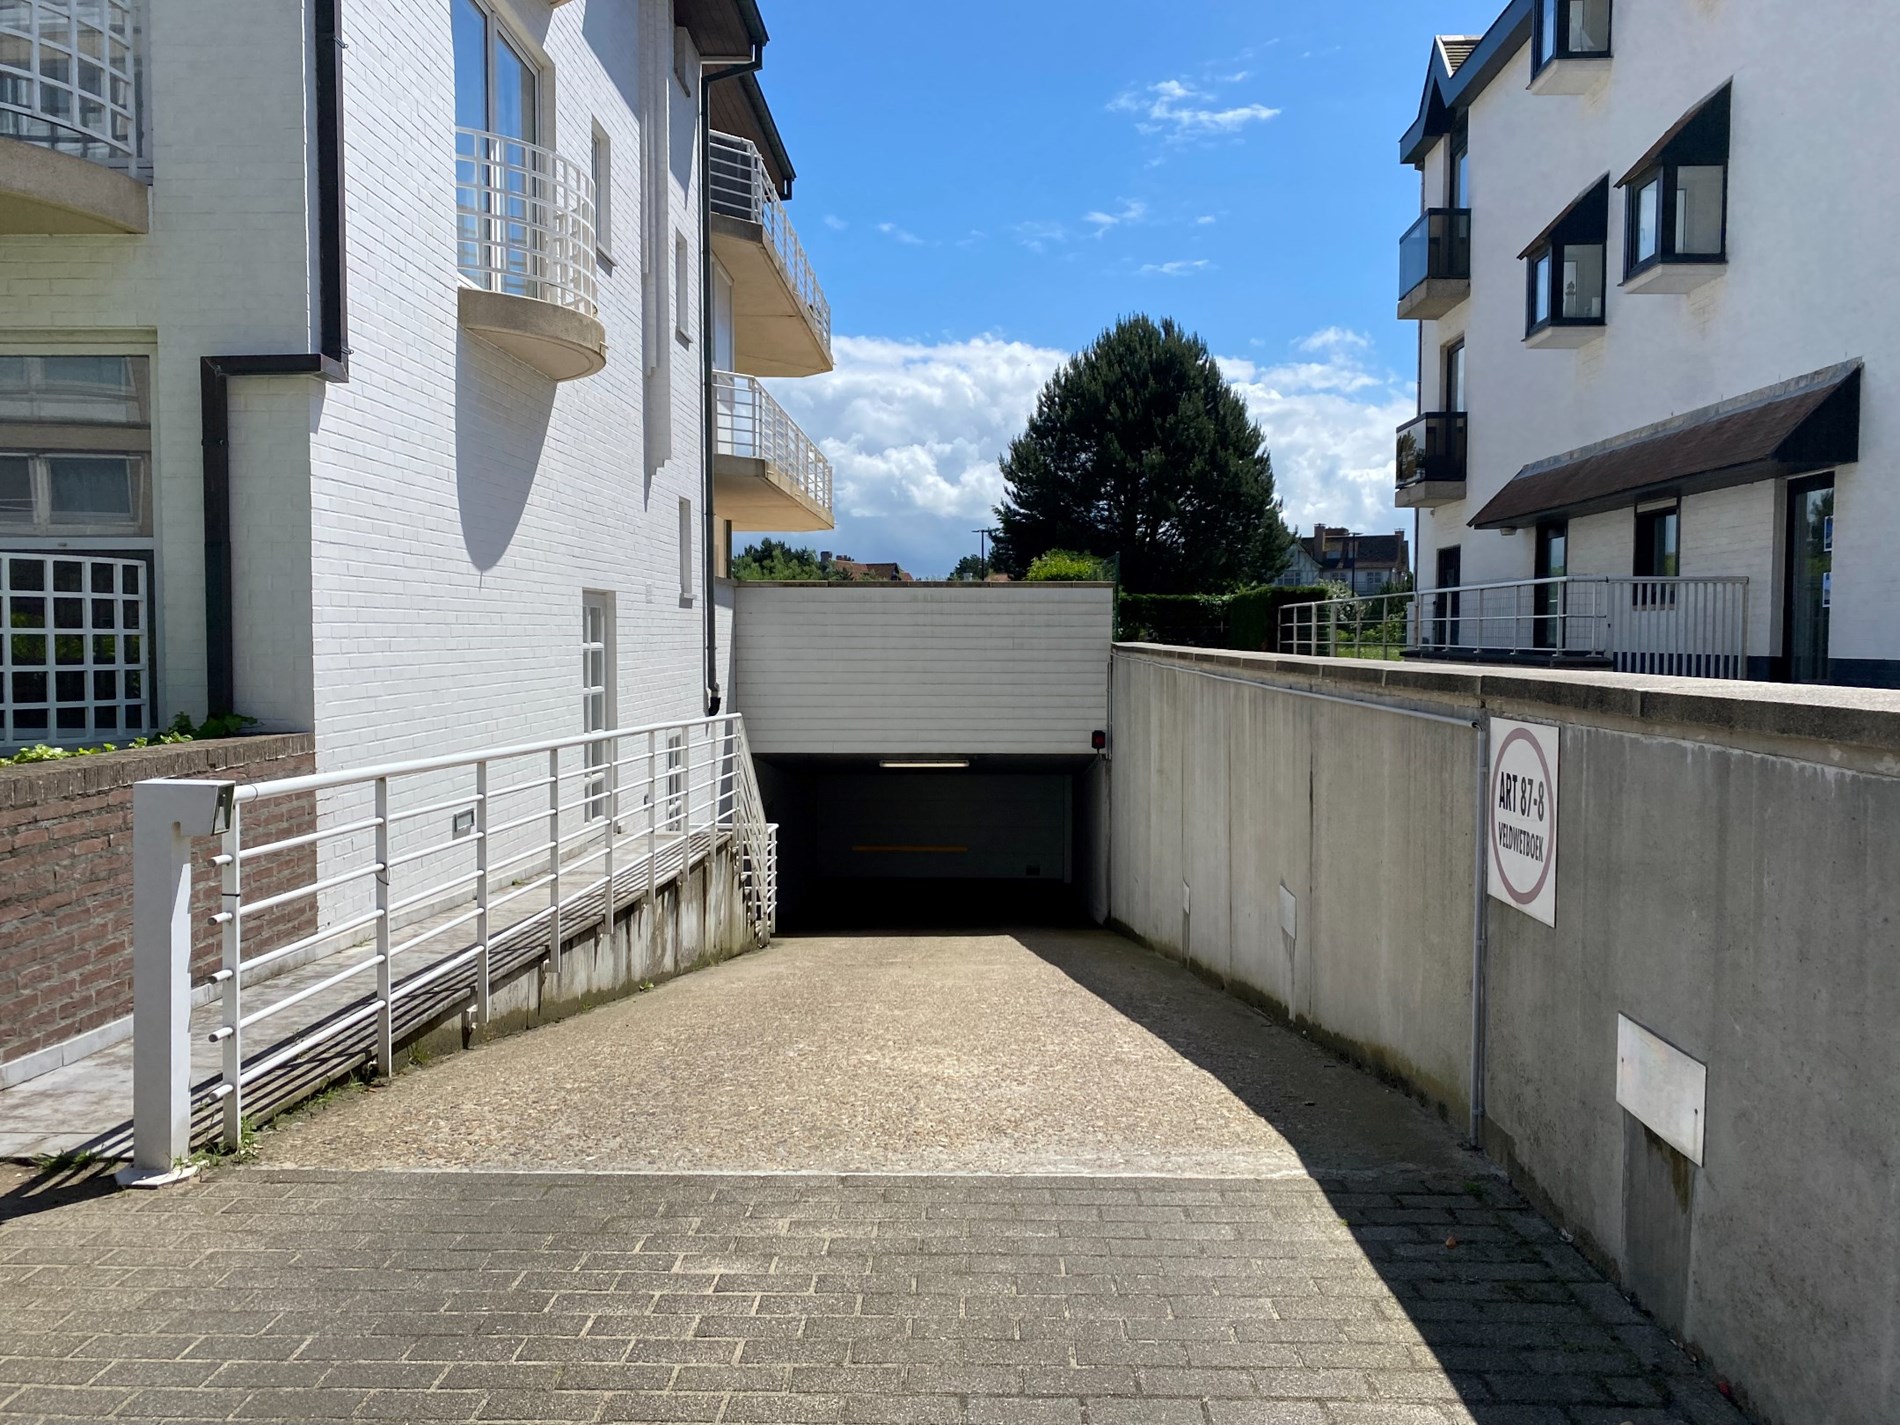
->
xmin=755 ymin=756 xmax=1105 ymax=930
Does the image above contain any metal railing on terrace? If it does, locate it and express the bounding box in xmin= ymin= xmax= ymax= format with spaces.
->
xmin=715 ymin=370 xmax=833 ymax=514
xmin=0 ymin=0 xmax=144 ymax=172
xmin=455 ymin=127 xmax=598 ymax=317
xmin=1280 ymin=575 xmax=1750 ymax=680
xmin=125 ymin=713 xmax=777 ymax=1170
xmin=708 ymin=131 xmax=832 ymax=354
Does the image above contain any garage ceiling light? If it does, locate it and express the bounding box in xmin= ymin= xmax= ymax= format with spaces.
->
xmin=878 ymin=759 xmax=970 ymax=770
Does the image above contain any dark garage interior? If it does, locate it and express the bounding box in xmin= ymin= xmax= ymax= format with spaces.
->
xmin=755 ymin=756 xmax=1107 ymax=931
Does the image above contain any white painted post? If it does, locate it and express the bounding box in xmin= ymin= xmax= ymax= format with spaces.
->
xmin=474 ymin=761 xmax=490 ymax=1024
xmin=373 ymin=776 xmax=393 ymax=1077
xmin=548 ymin=748 xmax=563 ymax=974
xmin=123 ymin=778 xmax=233 ymax=1188
xmin=219 ymin=805 xmax=243 ymax=1150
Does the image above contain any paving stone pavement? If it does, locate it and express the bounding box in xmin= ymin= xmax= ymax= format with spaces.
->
xmin=0 ymin=932 xmax=1750 ymax=1424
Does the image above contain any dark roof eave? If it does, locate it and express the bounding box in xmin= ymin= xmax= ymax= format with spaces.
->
xmin=1399 ymin=0 xmax=1534 ymax=165
xmin=1469 ymin=364 xmax=1863 ymax=529
xmin=740 ymin=71 xmax=796 ymax=195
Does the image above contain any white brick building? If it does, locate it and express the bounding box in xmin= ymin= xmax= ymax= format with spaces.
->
xmin=1395 ymin=0 xmax=1891 ymax=685
xmin=0 ymin=0 xmax=835 ymax=760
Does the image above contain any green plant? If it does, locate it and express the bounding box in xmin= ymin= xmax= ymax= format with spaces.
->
xmin=31 ymin=1147 xmax=101 ymax=1172
xmin=1025 ymin=548 xmax=1114 ymax=582
xmin=0 ymin=711 xmax=257 ymax=768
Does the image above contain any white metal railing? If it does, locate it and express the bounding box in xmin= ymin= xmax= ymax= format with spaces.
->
xmin=708 ymin=131 xmax=832 ymax=354
xmin=0 ymin=0 xmax=143 ymax=172
xmin=455 ymin=127 xmax=598 ymax=318
xmin=0 ymin=552 xmax=150 ymax=748
xmin=714 ymin=370 xmax=833 ymax=514
xmin=1280 ymin=575 xmax=1750 ymax=680
xmin=124 ymin=713 xmax=777 ymax=1173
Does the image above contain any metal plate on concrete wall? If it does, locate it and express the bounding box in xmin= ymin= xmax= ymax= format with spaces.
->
xmin=1616 ymin=1013 xmax=1707 ymax=1165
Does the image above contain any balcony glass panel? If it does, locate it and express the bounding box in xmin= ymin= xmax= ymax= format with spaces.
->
xmin=1398 ymin=208 xmax=1471 ymax=300
xmin=1396 ymin=412 xmax=1467 ymax=488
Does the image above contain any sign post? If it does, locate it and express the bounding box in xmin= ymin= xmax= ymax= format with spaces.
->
xmin=1487 ymin=718 xmax=1560 ymax=927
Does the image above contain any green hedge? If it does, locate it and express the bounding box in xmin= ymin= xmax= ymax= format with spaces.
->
xmin=1117 ymin=585 xmax=1333 ymax=652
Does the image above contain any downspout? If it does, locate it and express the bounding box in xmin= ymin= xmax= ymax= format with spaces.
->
xmin=697 ymin=43 xmax=764 ymax=716
xmin=201 ymin=0 xmax=350 ymax=716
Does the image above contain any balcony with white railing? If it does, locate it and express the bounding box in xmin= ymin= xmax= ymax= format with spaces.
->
xmin=708 ymin=131 xmax=833 ymax=378
xmin=454 ymin=127 xmax=606 ymax=381
xmin=1279 ymin=575 xmax=1751 ymax=680
xmin=713 ymin=370 xmax=834 ymax=533
xmin=0 ymin=0 xmax=149 ymax=233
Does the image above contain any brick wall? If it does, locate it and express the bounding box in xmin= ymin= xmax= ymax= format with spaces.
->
xmin=0 ymin=734 xmax=316 ymax=1070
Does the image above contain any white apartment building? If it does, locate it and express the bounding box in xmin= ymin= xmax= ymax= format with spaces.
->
xmin=1395 ymin=0 xmax=1891 ymax=686
xmin=0 ymin=0 xmax=835 ymax=760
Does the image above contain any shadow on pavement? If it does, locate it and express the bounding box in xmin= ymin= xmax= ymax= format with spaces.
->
xmin=0 ymin=1160 xmax=121 ymax=1224
xmin=1017 ymin=927 xmax=1749 ymax=1425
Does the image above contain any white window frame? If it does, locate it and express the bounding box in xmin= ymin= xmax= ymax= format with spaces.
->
xmin=0 ymin=452 xmax=147 ymax=537
xmin=591 ymin=121 xmax=614 ymax=261
xmin=455 ymin=0 xmax=546 ymax=144
xmin=581 ymin=591 xmax=615 ymax=821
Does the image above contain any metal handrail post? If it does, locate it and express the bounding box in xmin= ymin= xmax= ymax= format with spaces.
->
xmin=474 ymin=761 xmax=490 ymax=1024
xmin=219 ymin=804 xmax=243 ymax=1149
xmin=373 ymin=777 xmax=393 ymax=1077
xmin=547 ymin=748 xmax=562 ymax=974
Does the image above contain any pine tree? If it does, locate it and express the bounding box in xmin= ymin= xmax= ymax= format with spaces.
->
xmin=991 ymin=316 xmax=1291 ymax=594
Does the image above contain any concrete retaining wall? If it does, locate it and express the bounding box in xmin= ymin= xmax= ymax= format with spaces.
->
xmin=1103 ymin=646 xmax=1900 ymax=1425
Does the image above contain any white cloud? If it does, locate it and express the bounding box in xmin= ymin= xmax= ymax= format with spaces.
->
xmin=876 ymin=221 xmax=925 ymax=246
xmin=752 ymin=327 xmax=1410 ymax=577
xmin=822 ymin=214 xmax=848 ymax=231
xmin=1110 ymin=76 xmax=1281 ymax=140
xmin=1219 ymin=331 xmax=1416 ymax=535
xmin=1139 ymin=259 xmax=1212 ymax=277
xmin=766 ymin=334 xmax=1065 ymax=527
xmin=1083 ymin=198 xmax=1148 ymax=235
xmin=1195 ymin=214 xmax=1218 ymax=226
xmin=1014 ymin=219 xmax=1069 ymax=254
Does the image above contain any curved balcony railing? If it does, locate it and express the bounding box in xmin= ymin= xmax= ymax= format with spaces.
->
xmin=455 ymin=128 xmax=598 ymax=318
xmin=0 ymin=0 xmax=143 ymax=170
xmin=714 ymin=370 xmax=833 ymax=515
xmin=708 ymin=131 xmax=832 ymax=354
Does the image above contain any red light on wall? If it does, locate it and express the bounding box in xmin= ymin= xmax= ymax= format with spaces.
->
xmin=1091 ymin=730 xmax=1107 ymax=751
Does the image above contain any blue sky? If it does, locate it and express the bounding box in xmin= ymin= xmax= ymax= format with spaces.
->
xmin=749 ymin=0 xmax=1502 ymax=578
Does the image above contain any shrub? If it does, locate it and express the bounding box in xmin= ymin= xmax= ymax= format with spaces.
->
xmin=1116 ymin=585 xmax=1336 ymax=652
xmin=1024 ymin=549 xmax=1115 ymax=582
xmin=0 ymin=711 xmax=258 ymax=769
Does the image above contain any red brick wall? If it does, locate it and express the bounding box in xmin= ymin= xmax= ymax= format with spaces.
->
xmin=0 ymin=735 xmax=317 ymax=1069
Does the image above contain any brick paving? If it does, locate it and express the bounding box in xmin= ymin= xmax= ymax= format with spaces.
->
xmin=0 ymin=1168 xmax=1745 ymax=1423
xmin=0 ymin=931 xmax=1749 ymax=1423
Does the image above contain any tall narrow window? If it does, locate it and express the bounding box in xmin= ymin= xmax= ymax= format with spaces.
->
xmin=678 ymin=496 xmax=695 ymax=603
xmin=1633 ymin=502 xmax=1681 ymax=607
xmin=454 ymin=0 xmax=544 ymax=299
xmin=1443 ymin=340 xmax=1466 ymax=412
xmin=581 ymin=593 xmax=614 ymax=820
xmin=1534 ymin=521 xmax=1568 ymax=650
xmin=1448 ymin=116 xmax=1470 ymax=209
xmin=591 ymin=123 xmax=613 ymax=259
xmin=675 ymin=232 xmax=692 ymax=341
xmin=1621 ymin=83 xmax=1731 ymax=279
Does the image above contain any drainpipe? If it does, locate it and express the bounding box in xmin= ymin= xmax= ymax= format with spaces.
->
xmin=696 ymin=42 xmax=764 ymax=717
xmin=201 ymin=0 xmax=351 ymax=716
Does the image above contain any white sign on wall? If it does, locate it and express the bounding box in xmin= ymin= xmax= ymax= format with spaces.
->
xmin=1488 ymin=717 xmax=1560 ymax=926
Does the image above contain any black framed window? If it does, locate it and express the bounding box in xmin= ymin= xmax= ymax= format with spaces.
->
xmin=1535 ymin=0 xmax=1613 ymax=71
xmin=1621 ymin=83 xmax=1731 ymax=278
xmin=1633 ymin=502 xmax=1680 ymax=606
xmin=1523 ymin=178 xmax=1608 ymax=337
xmin=1533 ymin=521 xmax=1568 ymax=650
xmin=1443 ymin=339 xmax=1466 ymax=412
xmin=1448 ymin=116 xmax=1470 ymax=209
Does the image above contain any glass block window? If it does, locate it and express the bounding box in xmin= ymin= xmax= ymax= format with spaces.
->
xmin=0 ymin=0 xmax=141 ymax=165
xmin=2 ymin=553 xmax=149 ymax=747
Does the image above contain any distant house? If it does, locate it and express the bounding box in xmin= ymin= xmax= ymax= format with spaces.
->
xmin=1276 ymin=525 xmax=1411 ymax=595
xmin=824 ymin=556 xmax=914 ymax=583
